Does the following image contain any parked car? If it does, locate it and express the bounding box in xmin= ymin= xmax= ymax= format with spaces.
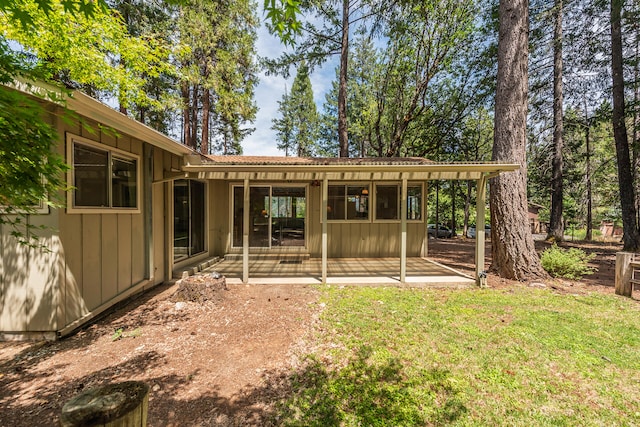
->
xmin=466 ymin=224 xmax=491 ymax=238
xmin=428 ymin=224 xmax=453 ymax=238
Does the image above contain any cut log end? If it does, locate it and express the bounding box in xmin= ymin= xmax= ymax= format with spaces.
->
xmin=60 ymin=381 xmax=149 ymax=427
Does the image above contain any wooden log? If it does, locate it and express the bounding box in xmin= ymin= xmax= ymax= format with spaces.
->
xmin=615 ymin=252 xmax=634 ymax=297
xmin=60 ymin=381 xmax=149 ymax=427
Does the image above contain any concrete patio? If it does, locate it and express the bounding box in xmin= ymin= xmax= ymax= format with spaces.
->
xmin=199 ymin=257 xmax=475 ymax=287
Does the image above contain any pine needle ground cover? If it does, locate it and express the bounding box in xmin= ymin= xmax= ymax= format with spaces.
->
xmin=274 ymin=287 xmax=640 ymax=426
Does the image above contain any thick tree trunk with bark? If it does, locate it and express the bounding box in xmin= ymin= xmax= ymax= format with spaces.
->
xmin=490 ymin=0 xmax=546 ymax=280
xmin=201 ymin=88 xmax=210 ymax=155
xmin=548 ymin=0 xmax=564 ymax=242
xmin=182 ymin=82 xmax=192 ymax=148
xmin=611 ymin=0 xmax=640 ymax=251
xmin=585 ymin=120 xmax=593 ymax=240
xmin=338 ymin=0 xmax=349 ymax=157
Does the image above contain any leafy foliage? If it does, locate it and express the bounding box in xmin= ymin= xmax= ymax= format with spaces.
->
xmin=540 ymin=244 xmax=596 ymax=280
xmin=0 ymin=86 xmax=68 ymax=246
xmin=1 ymin=0 xmax=174 ymax=110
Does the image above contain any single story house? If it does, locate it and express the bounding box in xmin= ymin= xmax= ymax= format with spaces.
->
xmin=0 ymin=83 xmax=518 ymax=340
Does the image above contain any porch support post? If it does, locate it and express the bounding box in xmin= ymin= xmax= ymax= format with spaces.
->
xmin=322 ymin=175 xmax=328 ymax=283
xmin=400 ymin=174 xmax=408 ymax=283
xmin=421 ymin=181 xmax=428 ymax=257
xmin=475 ymin=174 xmax=488 ymax=286
xmin=243 ymin=178 xmax=250 ymax=284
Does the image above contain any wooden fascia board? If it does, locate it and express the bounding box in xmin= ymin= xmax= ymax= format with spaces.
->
xmin=182 ymin=163 xmax=520 ymax=180
xmin=8 ymin=79 xmax=193 ymax=157
xmin=66 ymin=92 xmax=193 ymax=157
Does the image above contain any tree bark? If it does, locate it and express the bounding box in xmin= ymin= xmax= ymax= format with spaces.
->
xmin=201 ymin=88 xmax=210 ymax=155
xmin=611 ymin=0 xmax=640 ymax=251
xmin=338 ymin=0 xmax=349 ymax=157
xmin=182 ymin=82 xmax=192 ymax=148
xmin=585 ymin=116 xmax=593 ymax=241
xmin=548 ymin=0 xmax=564 ymax=242
xmin=490 ymin=0 xmax=546 ymax=280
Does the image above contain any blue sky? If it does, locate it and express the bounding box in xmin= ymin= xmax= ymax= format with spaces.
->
xmin=241 ymin=23 xmax=338 ymax=156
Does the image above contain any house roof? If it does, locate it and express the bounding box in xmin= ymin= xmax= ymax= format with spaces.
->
xmin=8 ymin=80 xmax=195 ymax=157
xmin=183 ymin=154 xmax=520 ymax=181
xmin=202 ymin=155 xmax=438 ymax=166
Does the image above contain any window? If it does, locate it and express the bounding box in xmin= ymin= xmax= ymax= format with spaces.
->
xmin=374 ymin=183 xmax=422 ymax=221
xmin=67 ymin=134 xmax=139 ymax=212
xmin=327 ymin=184 xmax=369 ymax=221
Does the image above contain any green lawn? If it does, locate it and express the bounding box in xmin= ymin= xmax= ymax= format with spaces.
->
xmin=274 ymin=286 xmax=640 ymax=426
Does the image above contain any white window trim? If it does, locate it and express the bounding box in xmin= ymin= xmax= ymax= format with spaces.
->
xmin=66 ymin=133 xmax=141 ymax=214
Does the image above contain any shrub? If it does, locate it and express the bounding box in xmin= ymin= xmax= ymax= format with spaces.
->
xmin=540 ymin=244 xmax=596 ymax=280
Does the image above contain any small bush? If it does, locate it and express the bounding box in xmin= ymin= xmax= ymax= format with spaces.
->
xmin=540 ymin=244 xmax=596 ymax=280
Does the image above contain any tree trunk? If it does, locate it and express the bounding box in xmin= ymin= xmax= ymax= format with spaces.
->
xmin=490 ymin=0 xmax=546 ymax=280
xmin=435 ymin=180 xmax=440 ymax=237
xmin=611 ymin=0 xmax=640 ymax=251
xmin=201 ymin=88 xmax=210 ymax=155
xmin=191 ymin=85 xmax=199 ymax=150
xmin=585 ymin=117 xmax=593 ymax=241
xmin=182 ymin=82 xmax=191 ymax=148
xmin=548 ymin=0 xmax=564 ymax=242
xmin=451 ymin=181 xmax=457 ymax=236
xmin=464 ymin=181 xmax=471 ymax=237
xmin=338 ymin=0 xmax=349 ymax=157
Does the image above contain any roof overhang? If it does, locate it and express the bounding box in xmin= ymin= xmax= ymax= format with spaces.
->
xmin=7 ymin=80 xmax=194 ymax=157
xmin=181 ymin=161 xmax=520 ymax=181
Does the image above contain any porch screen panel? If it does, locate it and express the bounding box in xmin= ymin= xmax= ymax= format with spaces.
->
xmin=346 ymin=185 xmax=369 ymax=220
xmin=407 ymin=185 xmax=422 ymax=220
xmin=327 ymin=186 xmax=345 ymax=220
xmin=232 ymin=187 xmax=244 ymax=247
xmin=272 ymin=187 xmax=305 ymax=247
xmin=376 ymin=185 xmax=399 ymax=219
xmin=249 ymin=187 xmax=270 ymax=247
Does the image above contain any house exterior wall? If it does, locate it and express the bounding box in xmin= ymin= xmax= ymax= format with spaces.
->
xmin=1 ymin=103 xmax=181 ymax=339
xmin=210 ymin=181 xmax=426 ymax=258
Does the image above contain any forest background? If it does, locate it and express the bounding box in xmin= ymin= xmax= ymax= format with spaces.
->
xmin=2 ymin=0 xmax=640 ymax=272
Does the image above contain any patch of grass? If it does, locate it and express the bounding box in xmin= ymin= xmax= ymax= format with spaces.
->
xmin=274 ymin=286 xmax=640 ymax=426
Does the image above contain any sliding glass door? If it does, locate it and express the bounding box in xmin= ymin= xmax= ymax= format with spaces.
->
xmin=232 ymin=185 xmax=306 ymax=248
xmin=174 ymin=180 xmax=205 ymax=262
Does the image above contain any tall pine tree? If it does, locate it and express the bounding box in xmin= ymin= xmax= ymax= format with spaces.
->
xmin=272 ymin=62 xmax=319 ymax=156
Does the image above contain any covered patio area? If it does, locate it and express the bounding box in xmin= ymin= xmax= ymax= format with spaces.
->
xmin=202 ymin=257 xmax=475 ymax=287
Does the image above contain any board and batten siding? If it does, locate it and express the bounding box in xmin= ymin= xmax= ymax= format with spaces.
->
xmin=0 ymin=104 xmax=184 ymax=339
xmin=307 ymin=184 xmax=426 ymax=258
xmin=57 ymin=118 xmax=147 ymax=328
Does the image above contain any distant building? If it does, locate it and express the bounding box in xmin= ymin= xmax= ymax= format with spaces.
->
xmin=528 ymin=203 xmax=547 ymax=234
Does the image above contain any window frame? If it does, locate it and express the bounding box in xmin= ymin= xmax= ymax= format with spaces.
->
xmin=327 ymin=182 xmax=371 ymax=222
xmin=66 ymin=133 xmax=141 ymax=214
xmin=372 ymin=182 xmax=424 ymax=223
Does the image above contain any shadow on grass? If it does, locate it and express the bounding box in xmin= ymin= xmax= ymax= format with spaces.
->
xmin=247 ymin=346 xmax=468 ymax=426
xmin=1 ymin=344 xmax=467 ymax=426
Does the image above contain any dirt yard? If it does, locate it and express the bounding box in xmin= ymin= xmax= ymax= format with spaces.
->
xmin=0 ymin=238 xmax=630 ymax=426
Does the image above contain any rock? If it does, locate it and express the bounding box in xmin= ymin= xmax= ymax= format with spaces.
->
xmin=529 ymin=282 xmax=547 ymax=289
